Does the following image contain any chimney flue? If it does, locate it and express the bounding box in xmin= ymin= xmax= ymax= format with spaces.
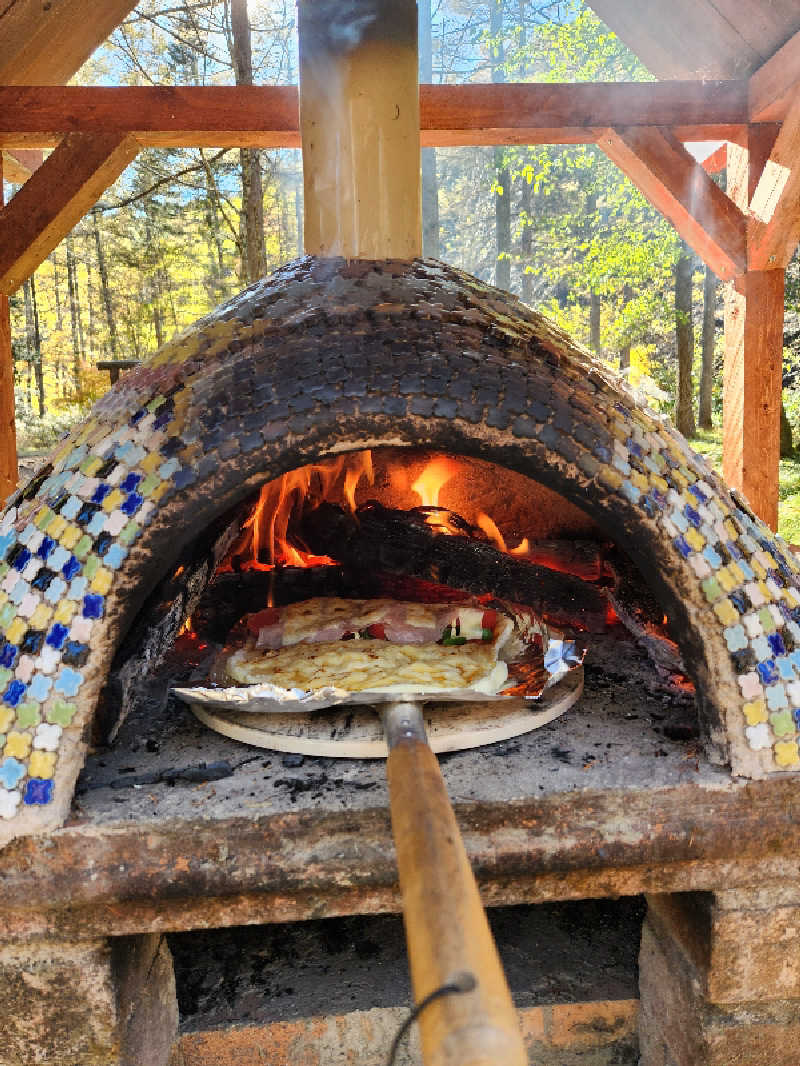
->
xmin=298 ymin=0 xmax=421 ymax=260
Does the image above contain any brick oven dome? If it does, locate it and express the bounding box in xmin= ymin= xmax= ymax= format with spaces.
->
xmin=0 ymin=255 xmax=798 ymax=844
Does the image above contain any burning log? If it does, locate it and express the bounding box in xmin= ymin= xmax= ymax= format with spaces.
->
xmin=302 ymin=501 xmax=611 ymax=631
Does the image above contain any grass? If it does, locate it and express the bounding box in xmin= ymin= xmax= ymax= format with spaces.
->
xmin=690 ymin=426 xmax=800 ymax=544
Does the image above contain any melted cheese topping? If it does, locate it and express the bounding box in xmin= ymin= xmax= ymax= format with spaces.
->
xmin=225 ymin=639 xmax=509 ymax=694
xmin=272 ymin=597 xmax=489 ymax=645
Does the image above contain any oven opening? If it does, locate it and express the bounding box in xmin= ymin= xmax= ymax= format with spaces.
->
xmin=90 ymin=448 xmax=698 ymax=779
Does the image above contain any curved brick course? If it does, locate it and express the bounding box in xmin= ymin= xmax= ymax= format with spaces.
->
xmin=0 ymin=256 xmax=797 ymax=845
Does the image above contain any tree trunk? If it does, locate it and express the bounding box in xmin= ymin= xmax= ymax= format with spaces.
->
xmin=52 ymin=251 xmax=63 ymax=333
xmin=66 ymin=235 xmax=84 ymax=390
xmin=781 ymin=401 xmax=793 ymax=457
xmin=295 ymin=177 xmax=303 ymax=257
xmin=490 ymin=1 xmax=511 ymax=291
xmin=674 ymin=246 xmax=696 ymax=438
xmin=589 ymin=291 xmax=602 ymax=355
xmin=91 ymin=208 xmax=118 ymax=356
xmin=419 ymin=0 xmax=440 ymax=259
xmin=22 ymin=279 xmax=34 ymax=408
xmin=517 ymin=0 xmax=532 ymax=303
xmin=618 ymin=283 xmax=632 ymax=372
xmin=23 ymin=276 xmax=44 ymax=417
xmin=230 ymin=0 xmax=267 ymax=285
xmin=698 ymin=264 xmax=716 ymax=429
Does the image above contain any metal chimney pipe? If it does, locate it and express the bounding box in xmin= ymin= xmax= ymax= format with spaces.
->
xmin=297 ymin=0 xmax=421 ymax=259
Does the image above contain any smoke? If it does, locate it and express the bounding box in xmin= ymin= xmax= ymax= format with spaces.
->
xmin=298 ymin=0 xmax=416 ymax=57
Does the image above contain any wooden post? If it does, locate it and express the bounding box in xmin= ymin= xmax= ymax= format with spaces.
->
xmin=298 ymin=0 xmax=421 ymax=259
xmin=0 ymin=155 xmax=18 ymax=499
xmin=724 ymin=127 xmax=783 ymax=530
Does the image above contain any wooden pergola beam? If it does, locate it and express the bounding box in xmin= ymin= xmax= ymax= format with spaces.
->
xmin=747 ymin=93 xmax=800 ymax=271
xmin=0 ymin=83 xmax=748 ymax=152
xmin=0 ymin=132 xmax=139 ymax=296
xmin=597 ymin=126 xmax=747 ymax=282
xmin=749 ymin=28 xmax=800 ymax=124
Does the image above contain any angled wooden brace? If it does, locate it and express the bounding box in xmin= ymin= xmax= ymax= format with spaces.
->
xmin=0 ymin=131 xmax=140 ymax=296
xmin=597 ymin=125 xmax=747 ymax=281
xmin=747 ymin=88 xmax=800 ymax=271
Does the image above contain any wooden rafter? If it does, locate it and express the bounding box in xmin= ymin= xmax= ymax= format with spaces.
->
xmin=747 ymin=92 xmax=800 ymax=271
xmin=0 ymin=132 xmax=139 ymax=297
xmin=0 ymin=83 xmax=748 ymax=152
xmin=749 ymin=28 xmax=800 ymax=124
xmin=0 ymin=0 xmax=138 ymax=85
xmin=597 ymin=126 xmax=747 ymax=281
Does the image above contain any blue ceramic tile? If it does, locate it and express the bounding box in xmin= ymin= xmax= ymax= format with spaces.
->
xmin=23 ymin=778 xmax=53 ymax=805
xmin=54 ymin=667 xmax=82 ymax=698
xmin=45 ymin=624 xmax=69 ymax=650
xmin=0 ymin=757 xmax=25 ymax=789
xmin=82 ymin=595 xmax=104 ymax=620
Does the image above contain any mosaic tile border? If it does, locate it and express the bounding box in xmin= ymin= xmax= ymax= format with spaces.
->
xmin=0 ymin=255 xmax=797 ymax=844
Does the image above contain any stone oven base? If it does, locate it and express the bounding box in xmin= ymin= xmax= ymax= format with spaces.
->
xmin=2 ymin=632 xmax=800 ymax=1064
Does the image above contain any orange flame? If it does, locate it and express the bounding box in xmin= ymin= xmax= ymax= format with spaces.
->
xmin=231 ymin=452 xmax=374 ymax=570
xmin=410 ymin=457 xmax=459 ymax=507
xmin=224 ymin=450 xmax=538 ymax=573
xmin=476 ymin=512 xmax=507 ymax=553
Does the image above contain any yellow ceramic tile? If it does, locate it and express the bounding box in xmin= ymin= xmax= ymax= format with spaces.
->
xmin=686 ymin=528 xmax=705 ymax=552
xmin=47 ymin=516 xmax=67 ymax=540
xmin=29 ymin=603 xmax=53 ymax=630
xmin=53 ymin=600 xmax=77 ymax=624
xmin=728 ymin=563 xmax=745 ymax=585
xmin=774 ymin=740 xmax=800 ymax=768
xmin=4 ymin=731 xmax=31 ymax=759
xmin=102 ymin=489 xmax=124 ymax=513
xmin=90 ymin=569 xmax=112 ymax=596
xmin=60 ymin=525 xmax=81 ymax=550
xmin=0 ymin=708 xmax=13 ymax=733
xmin=631 ymin=471 xmax=648 ymax=493
xmin=650 ymin=475 xmax=669 ymax=495
xmin=140 ymin=452 xmax=162 ymax=475
xmin=150 ymin=481 xmax=171 ymax=503
xmin=599 ymin=468 xmax=623 ymax=491
xmin=752 ymin=559 xmax=767 ymax=580
xmin=743 ymin=700 xmax=768 ymax=725
xmin=713 ymin=599 xmax=739 ymax=627
xmin=716 ymin=566 xmax=738 ymax=592
xmin=5 ymin=619 xmax=26 ymax=646
xmin=28 ymin=751 xmax=56 ymax=779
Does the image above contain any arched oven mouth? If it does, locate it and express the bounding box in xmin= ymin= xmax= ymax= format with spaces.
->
xmin=94 ymin=445 xmax=697 ymax=763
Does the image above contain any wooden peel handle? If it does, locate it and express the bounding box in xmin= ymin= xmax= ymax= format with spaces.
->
xmin=386 ymin=731 xmax=527 ymax=1066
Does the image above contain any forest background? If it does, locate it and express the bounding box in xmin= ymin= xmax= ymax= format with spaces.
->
xmin=5 ymin=0 xmax=800 ymax=497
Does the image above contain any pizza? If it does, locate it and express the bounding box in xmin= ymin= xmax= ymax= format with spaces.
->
xmin=217 ymin=597 xmax=515 ymax=696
